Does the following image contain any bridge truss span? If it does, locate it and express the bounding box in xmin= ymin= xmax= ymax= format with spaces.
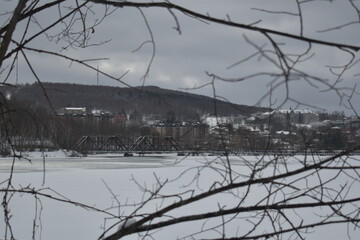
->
xmin=76 ymin=135 xmax=183 ymax=154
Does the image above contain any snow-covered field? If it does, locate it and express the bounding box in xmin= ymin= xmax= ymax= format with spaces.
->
xmin=1 ymin=152 xmax=359 ymax=239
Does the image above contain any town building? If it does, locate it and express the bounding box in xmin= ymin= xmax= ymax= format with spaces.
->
xmin=63 ymin=107 xmax=87 ymax=116
xmin=149 ymin=122 xmax=209 ymax=147
xmin=257 ymin=109 xmax=319 ymax=124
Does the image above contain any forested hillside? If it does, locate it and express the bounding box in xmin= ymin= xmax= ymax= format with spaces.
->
xmin=2 ymin=82 xmax=269 ymax=120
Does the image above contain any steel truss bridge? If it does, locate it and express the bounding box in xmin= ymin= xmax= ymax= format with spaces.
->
xmin=76 ymin=135 xmax=184 ymax=154
xmin=75 ymin=135 xmax=356 ymax=156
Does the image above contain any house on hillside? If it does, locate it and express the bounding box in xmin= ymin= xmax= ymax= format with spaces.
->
xmin=257 ymin=109 xmax=319 ymax=124
xmin=63 ymin=107 xmax=87 ymax=116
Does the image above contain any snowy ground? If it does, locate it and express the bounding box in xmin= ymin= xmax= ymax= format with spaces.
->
xmin=1 ymin=152 xmax=359 ymax=239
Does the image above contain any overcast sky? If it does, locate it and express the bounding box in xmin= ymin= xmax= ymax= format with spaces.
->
xmin=2 ymin=0 xmax=360 ymax=115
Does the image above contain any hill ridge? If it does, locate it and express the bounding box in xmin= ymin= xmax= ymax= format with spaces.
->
xmin=4 ymin=82 xmax=269 ymax=120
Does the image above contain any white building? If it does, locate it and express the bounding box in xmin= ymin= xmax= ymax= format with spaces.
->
xmin=64 ymin=107 xmax=86 ymax=116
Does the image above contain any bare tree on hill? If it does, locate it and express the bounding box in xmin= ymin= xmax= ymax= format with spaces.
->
xmin=1 ymin=1 xmax=360 ymax=240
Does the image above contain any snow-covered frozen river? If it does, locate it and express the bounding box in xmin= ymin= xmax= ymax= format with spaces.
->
xmin=1 ymin=152 xmax=359 ymax=239
xmin=0 ymin=153 xmax=188 ymax=239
